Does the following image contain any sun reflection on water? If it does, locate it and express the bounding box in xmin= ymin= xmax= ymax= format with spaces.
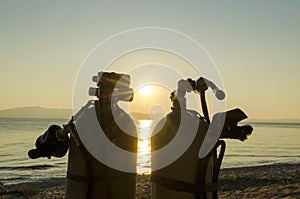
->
xmin=137 ymin=120 xmax=152 ymax=174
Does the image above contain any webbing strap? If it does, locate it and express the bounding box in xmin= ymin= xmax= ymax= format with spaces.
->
xmin=67 ymin=171 xmax=136 ymax=183
xmin=151 ymin=174 xmax=218 ymax=194
xmin=195 ymin=140 xmax=226 ymax=199
xmin=67 ymin=172 xmax=106 ymax=183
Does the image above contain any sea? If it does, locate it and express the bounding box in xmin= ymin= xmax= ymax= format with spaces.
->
xmin=0 ymin=117 xmax=299 ymax=185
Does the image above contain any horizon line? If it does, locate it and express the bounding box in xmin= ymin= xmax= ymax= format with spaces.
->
xmin=0 ymin=106 xmax=299 ymax=121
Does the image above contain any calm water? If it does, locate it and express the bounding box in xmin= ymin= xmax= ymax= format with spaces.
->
xmin=0 ymin=118 xmax=299 ymax=185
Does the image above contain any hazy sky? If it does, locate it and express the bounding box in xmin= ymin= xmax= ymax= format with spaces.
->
xmin=0 ymin=0 xmax=299 ymax=119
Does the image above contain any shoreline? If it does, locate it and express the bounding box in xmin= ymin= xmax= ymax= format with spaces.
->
xmin=1 ymin=163 xmax=299 ymax=198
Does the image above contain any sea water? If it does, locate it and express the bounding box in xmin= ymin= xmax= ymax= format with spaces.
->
xmin=0 ymin=118 xmax=299 ymax=185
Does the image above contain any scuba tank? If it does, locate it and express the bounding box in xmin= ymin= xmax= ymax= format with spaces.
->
xmin=66 ymin=102 xmax=137 ymax=199
xmin=151 ymin=108 xmax=215 ymax=199
xmin=67 ymin=72 xmax=137 ymax=199
xmin=151 ymin=77 xmax=253 ymax=199
xmin=28 ymin=72 xmax=138 ymax=199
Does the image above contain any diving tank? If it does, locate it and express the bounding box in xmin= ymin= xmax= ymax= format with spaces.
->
xmin=151 ymin=79 xmax=219 ymax=199
xmin=66 ymin=72 xmax=137 ymax=199
xmin=151 ymin=107 xmax=217 ymax=199
xmin=66 ymin=104 xmax=137 ymax=199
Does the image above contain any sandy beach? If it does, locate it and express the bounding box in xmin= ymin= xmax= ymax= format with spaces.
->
xmin=1 ymin=163 xmax=299 ymax=199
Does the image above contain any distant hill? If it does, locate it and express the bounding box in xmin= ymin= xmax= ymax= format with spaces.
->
xmin=0 ymin=107 xmax=152 ymax=120
xmin=0 ymin=106 xmax=72 ymax=119
xmin=246 ymin=118 xmax=300 ymax=124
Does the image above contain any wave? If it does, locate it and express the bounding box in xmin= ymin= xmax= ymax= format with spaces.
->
xmin=1 ymin=176 xmax=27 ymax=182
xmin=0 ymin=164 xmax=57 ymax=171
xmin=225 ymin=154 xmax=300 ymax=158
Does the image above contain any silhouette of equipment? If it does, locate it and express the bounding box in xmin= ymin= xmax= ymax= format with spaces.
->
xmin=151 ymin=77 xmax=253 ymax=199
xmin=28 ymin=72 xmax=137 ymax=199
xmin=28 ymin=125 xmax=69 ymax=159
xmin=27 ymin=74 xmax=253 ymax=199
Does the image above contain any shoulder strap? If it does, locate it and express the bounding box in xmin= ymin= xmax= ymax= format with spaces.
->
xmin=151 ymin=174 xmax=218 ymax=194
xmin=195 ymin=140 xmax=226 ymax=199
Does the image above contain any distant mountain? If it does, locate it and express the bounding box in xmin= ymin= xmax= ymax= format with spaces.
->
xmin=246 ymin=118 xmax=300 ymax=124
xmin=0 ymin=106 xmax=72 ymax=119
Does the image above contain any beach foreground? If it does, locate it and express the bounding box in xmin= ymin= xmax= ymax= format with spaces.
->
xmin=1 ymin=163 xmax=299 ymax=199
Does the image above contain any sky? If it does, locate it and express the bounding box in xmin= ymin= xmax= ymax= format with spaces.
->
xmin=0 ymin=0 xmax=299 ymax=120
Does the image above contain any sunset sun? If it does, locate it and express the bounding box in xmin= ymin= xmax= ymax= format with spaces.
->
xmin=139 ymin=85 xmax=152 ymax=96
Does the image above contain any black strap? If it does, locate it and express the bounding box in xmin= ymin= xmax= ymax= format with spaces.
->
xmin=67 ymin=171 xmax=137 ymax=183
xmin=212 ymin=140 xmax=226 ymax=199
xmin=69 ymin=124 xmax=94 ymax=198
xmin=200 ymin=92 xmax=210 ymax=124
xmin=213 ymin=140 xmax=226 ymax=181
xmin=195 ymin=140 xmax=226 ymax=199
xmin=67 ymin=172 xmax=92 ymax=183
xmin=67 ymin=172 xmax=114 ymax=183
xmin=151 ymin=174 xmax=218 ymax=194
xmin=195 ymin=155 xmax=210 ymax=199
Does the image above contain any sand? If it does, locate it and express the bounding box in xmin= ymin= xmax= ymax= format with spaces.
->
xmin=1 ymin=163 xmax=299 ymax=199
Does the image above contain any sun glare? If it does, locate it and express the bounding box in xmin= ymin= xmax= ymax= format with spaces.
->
xmin=139 ymin=85 xmax=152 ymax=96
